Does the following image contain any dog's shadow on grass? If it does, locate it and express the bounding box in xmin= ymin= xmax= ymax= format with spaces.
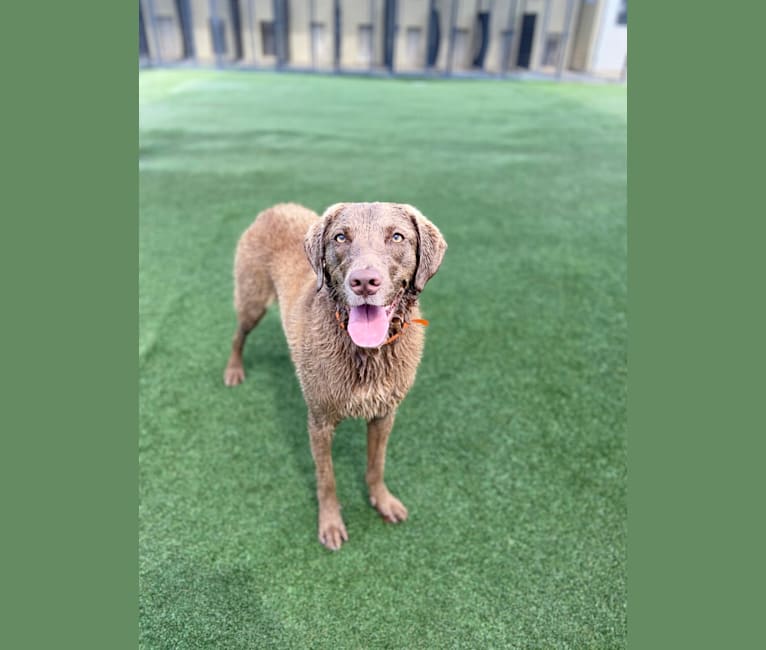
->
xmin=239 ymin=314 xmax=367 ymax=502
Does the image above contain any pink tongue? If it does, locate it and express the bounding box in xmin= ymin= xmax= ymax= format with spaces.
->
xmin=347 ymin=305 xmax=389 ymax=348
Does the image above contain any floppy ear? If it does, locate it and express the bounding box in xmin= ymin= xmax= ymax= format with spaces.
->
xmin=304 ymin=203 xmax=346 ymax=291
xmin=403 ymin=204 xmax=448 ymax=293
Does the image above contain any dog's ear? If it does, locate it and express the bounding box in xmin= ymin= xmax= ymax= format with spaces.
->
xmin=403 ymin=204 xmax=448 ymax=293
xmin=304 ymin=203 xmax=346 ymax=291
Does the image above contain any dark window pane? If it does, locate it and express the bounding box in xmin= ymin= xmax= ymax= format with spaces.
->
xmin=261 ymin=21 xmax=276 ymax=56
xmin=617 ymin=0 xmax=627 ymax=25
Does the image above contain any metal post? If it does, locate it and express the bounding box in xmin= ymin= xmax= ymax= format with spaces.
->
xmin=426 ymin=0 xmax=436 ymax=71
xmin=139 ymin=2 xmax=150 ymax=62
xmin=516 ymin=0 xmax=526 ymax=69
xmin=445 ymin=0 xmax=458 ymax=76
xmin=501 ymin=0 xmax=518 ymax=73
xmin=272 ymin=0 xmax=279 ymax=66
xmin=145 ymin=0 xmax=164 ymax=64
xmin=272 ymin=0 xmax=289 ymax=68
xmin=369 ymin=0 xmax=375 ymax=72
xmin=334 ymin=0 xmax=341 ymax=72
xmin=310 ymin=0 xmax=316 ymax=69
xmin=537 ymin=0 xmax=551 ymax=70
xmin=175 ymin=0 xmax=196 ymax=61
xmin=209 ymin=0 xmax=223 ymax=67
xmin=556 ymin=0 xmax=576 ymax=79
xmin=229 ymin=0 xmax=243 ymax=60
xmin=383 ymin=0 xmax=396 ymax=73
xmin=472 ymin=1 xmax=491 ymax=70
xmin=248 ymin=0 xmax=256 ymax=65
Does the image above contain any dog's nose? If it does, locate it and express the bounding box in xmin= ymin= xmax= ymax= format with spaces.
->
xmin=348 ymin=268 xmax=382 ymax=296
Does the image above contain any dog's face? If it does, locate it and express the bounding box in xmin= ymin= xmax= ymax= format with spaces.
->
xmin=305 ymin=202 xmax=447 ymax=347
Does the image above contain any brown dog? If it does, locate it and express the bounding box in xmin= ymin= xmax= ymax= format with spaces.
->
xmin=224 ymin=202 xmax=447 ymax=550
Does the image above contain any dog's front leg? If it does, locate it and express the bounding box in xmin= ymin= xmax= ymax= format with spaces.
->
xmin=308 ymin=412 xmax=347 ymax=551
xmin=366 ymin=411 xmax=409 ymax=523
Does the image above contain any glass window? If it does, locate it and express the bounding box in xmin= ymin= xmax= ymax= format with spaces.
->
xmin=616 ymin=0 xmax=627 ymax=25
xmin=261 ymin=21 xmax=276 ymax=56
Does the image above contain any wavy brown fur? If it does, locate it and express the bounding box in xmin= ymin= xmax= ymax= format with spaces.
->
xmin=224 ymin=202 xmax=447 ymax=550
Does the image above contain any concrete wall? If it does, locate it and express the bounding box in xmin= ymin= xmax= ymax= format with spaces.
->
xmin=569 ymin=0 xmax=626 ymax=77
xmin=238 ymin=0 xmax=278 ymax=66
xmin=287 ymin=0 xmax=336 ymax=70
xmin=338 ymin=0 xmax=385 ymax=71
xmin=570 ymin=0 xmax=598 ymax=71
xmin=141 ymin=0 xmax=185 ymax=62
xmin=393 ymin=0 xmax=430 ymax=72
xmin=484 ymin=0 xmax=516 ymax=74
xmin=139 ymin=0 xmax=623 ymax=79
xmin=450 ymin=0 xmax=481 ymax=72
xmin=472 ymin=0 xmax=580 ymax=74
xmin=591 ymin=0 xmax=626 ymax=76
xmin=183 ymin=0 xmax=239 ymax=64
xmin=533 ymin=0 xmax=568 ymax=70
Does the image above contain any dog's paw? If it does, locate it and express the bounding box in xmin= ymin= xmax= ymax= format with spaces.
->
xmin=223 ymin=365 xmax=245 ymax=386
xmin=318 ymin=513 xmax=348 ymax=551
xmin=370 ymin=489 xmax=409 ymax=524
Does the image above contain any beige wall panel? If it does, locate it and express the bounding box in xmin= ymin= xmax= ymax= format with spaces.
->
xmin=238 ymin=0 xmax=257 ymax=64
xmin=433 ymin=0 xmax=452 ymax=71
xmin=484 ymin=0 xmax=515 ymax=74
xmin=288 ymin=0 xmax=312 ymax=67
xmin=219 ymin=1 xmax=237 ymax=62
xmin=548 ymin=0 xmax=568 ymax=32
xmin=393 ymin=0 xmax=429 ymax=72
xmin=432 ymin=0 xmax=483 ymax=72
xmin=285 ymin=0 xmax=336 ymax=70
xmin=142 ymin=0 xmax=185 ymax=61
xmin=238 ymin=0 xmax=277 ymax=66
xmin=309 ymin=0 xmax=336 ymax=70
xmin=570 ymin=0 xmax=599 ymax=71
xmin=189 ymin=0 xmax=214 ymax=62
xmin=188 ymin=0 xmax=239 ymax=64
xmin=451 ymin=0 xmax=479 ymax=71
xmin=339 ymin=0 xmax=366 ymax=69
xmin=535 ymin=0 xmax=572 ymax=70
xmin=339 ymin=0 xmax=384 ymax=71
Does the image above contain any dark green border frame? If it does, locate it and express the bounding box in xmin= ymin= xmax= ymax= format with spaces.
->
xmin=4 ymin=1 xmax=763 ymax=648
xmin=629 ymin=2 xmax=764 ymax=649
xmin=2 ymin=3 xmax=137 ymax=648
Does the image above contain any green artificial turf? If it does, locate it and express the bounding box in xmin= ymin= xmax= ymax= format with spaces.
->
xmin=139 ymin=70 xmax=626 ymax=649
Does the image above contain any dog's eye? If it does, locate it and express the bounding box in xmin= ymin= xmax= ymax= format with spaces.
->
xmin=334 ymin=233 xmax=347 ymax=243
xmin=391 ymin=232 xmax=404 ymax=243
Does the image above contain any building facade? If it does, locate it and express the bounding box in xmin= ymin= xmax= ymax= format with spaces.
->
xmin=139 ymin=0 xmax=627 ymax=80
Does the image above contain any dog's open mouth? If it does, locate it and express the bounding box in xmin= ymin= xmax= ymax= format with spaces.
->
xmin=346 ymin=291 xmax=403 ymax=348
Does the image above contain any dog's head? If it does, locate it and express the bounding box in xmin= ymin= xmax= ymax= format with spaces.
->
xmin=304 ymin=202 xmax=447 ymax=348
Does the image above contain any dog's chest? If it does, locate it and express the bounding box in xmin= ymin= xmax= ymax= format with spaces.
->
xmin=298 ymin=342 xmax=420 ymax=421
xmin=341 ymin=351 xmax=410 ymax=417
xmin=314 ymin=347 xmax=410 ymax=419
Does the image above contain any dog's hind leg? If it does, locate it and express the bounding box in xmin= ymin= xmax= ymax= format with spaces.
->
xmin=223 ymin=254 xmax=275 ymax=386
xmin=223 ymin=312 xmax=265 ymax=386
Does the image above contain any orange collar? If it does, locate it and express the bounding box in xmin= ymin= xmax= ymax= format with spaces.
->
xmin=335 ymin=310 xmax=429 ymax=346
